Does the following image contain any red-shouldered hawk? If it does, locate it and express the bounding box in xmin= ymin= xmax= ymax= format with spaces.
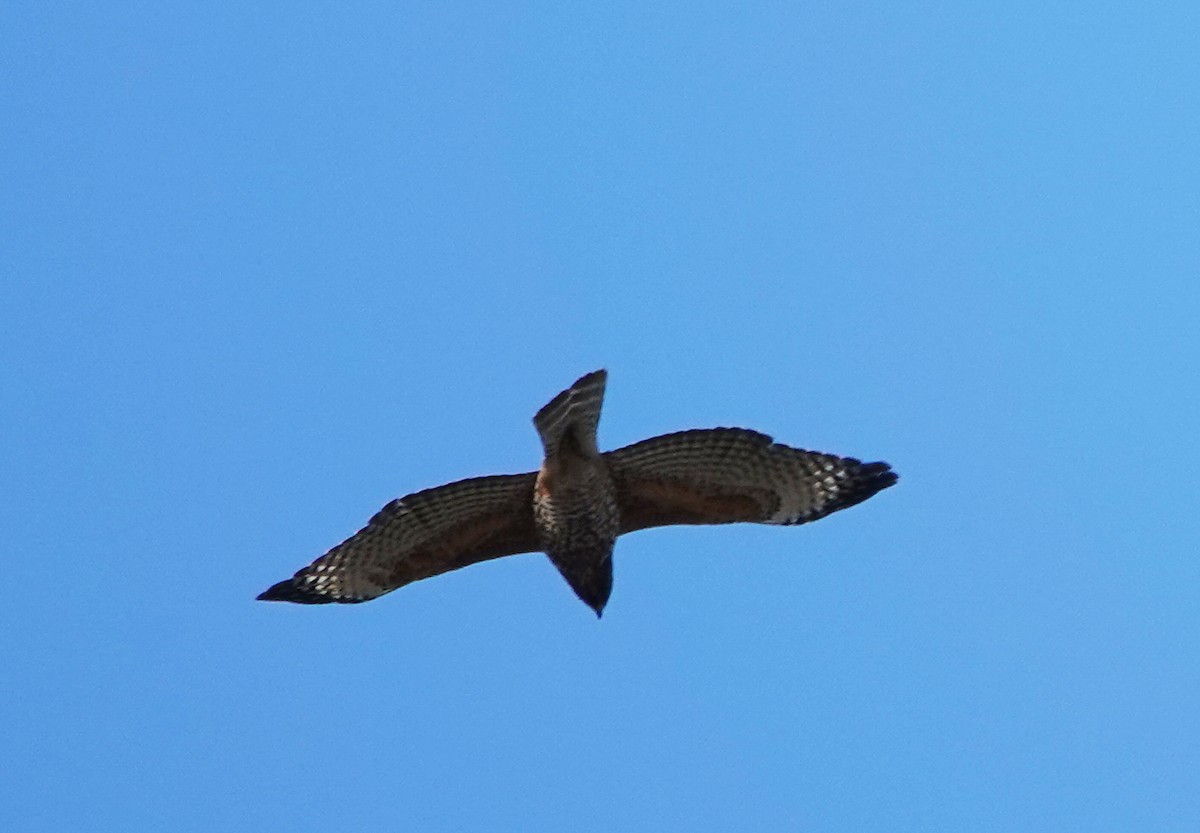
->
xmin=257 ymin=370 xmax=897 ymax=616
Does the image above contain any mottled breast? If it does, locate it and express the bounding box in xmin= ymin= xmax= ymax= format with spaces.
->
xmin=533 ymin=458 xmax=620 ymax=562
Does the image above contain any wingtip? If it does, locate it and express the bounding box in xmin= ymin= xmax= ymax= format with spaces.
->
xmin=837 ymin=460 xmax=898 ymax=511
xmin=256 ymin=579 xmax=294 ymax=602
xmin=256 ymin=579 xmax=337 ymax=605
xmin=869 ymin=461 xmax=899 ymax=489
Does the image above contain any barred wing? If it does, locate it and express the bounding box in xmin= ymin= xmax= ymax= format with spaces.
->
xmin=605 ymin=428 xmax=896 ymax=534
xmin=258 ymin=473 xmax=539 ymax=604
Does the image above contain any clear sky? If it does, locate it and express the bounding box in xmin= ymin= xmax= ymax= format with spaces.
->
xmin=3 ymin=2 xmax=1198 ymax=830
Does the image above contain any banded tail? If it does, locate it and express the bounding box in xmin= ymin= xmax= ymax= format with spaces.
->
xmin=533 ymin=369 xmax=607 ymax=458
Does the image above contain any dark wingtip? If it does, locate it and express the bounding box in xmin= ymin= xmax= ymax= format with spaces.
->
xmin=256 ymin=579 xmax=335 ymax=605
xmin=256 ymin=579 xmax=295 ymax=602
xmin=864 ymin=460 xmax=899 ymax=487
xmin=836 ymin=460 xmax=898 ymax=511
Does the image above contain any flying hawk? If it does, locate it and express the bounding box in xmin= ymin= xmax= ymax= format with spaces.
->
xmin=258 ymin=370 xmax=897 ymax=616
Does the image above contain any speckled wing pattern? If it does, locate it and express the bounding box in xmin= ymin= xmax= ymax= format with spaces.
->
xmin=605 ymin=428 xmax=897 ymax=534
xmin=257 ymin=473 xmax=539 ymax=604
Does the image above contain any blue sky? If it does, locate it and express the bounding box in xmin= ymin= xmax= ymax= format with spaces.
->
xmin=3 ymin=2 xmax=1198 ymax=830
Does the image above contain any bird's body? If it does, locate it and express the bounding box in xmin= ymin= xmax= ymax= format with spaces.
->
xmin=258 ymin=370 xmax=897 ymax=616
xmin=531 ymin=371 xmax=619 ymax=613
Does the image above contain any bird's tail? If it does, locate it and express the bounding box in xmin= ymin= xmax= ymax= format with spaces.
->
xmin=533 ymin=370 xmax=607 ymax=458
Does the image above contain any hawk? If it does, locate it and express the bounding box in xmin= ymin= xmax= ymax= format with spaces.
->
xmin=258 ymin=370 xmax=897 ymax=616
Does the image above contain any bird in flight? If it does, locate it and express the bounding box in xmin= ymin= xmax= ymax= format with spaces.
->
xmin=258 ymin=370 xmax=897 ymax=616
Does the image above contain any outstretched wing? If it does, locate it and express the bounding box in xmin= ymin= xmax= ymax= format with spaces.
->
xmin=605 ymin=428 xmax=896 ymax=534
xmin=258 ymin=473 xmax=540 ymax=604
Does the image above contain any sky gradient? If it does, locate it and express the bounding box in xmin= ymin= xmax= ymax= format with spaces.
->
xmin=3 ymin=3 xmax=1198 ymax=830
